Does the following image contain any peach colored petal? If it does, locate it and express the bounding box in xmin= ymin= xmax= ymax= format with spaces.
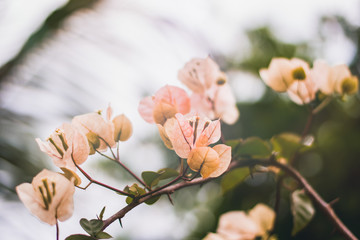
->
xmin=259 ymin=58 xmax=294 ymax=92
xmin=157 ymin=124 xmax=173 ymax=150
xmin=72 ymin=112 xmax=115 ymax=151
xmin=190 ymin=93 xmax=215 ymax=119
xmin=178 ymin=57 xmax=222 ymax=93
xmin=187 ymin=147 xmax=220 ymax=178
xmin=16 ymin=169 xmax=75 ymax=225
xmin=71 ymin=130 xmax=90 ymax=165
xmin=112 ymin=114 xmax=133 ymax=142
xmin=164 ymin=117 xmax=192 ymax=158
xmin=248 ymin=203 xmax=275 ymax=235
xmin=214 ymin=84 xmax=239 ymax=124
xmin=152 ymin=101 xmax=178 ymax=125
xmin=196 ymin=119 xmax=221 ymax=147
xmin=138 ymin=96 xmax=156 ymax=124
xmin=311 ymin=60 xmax=333 ymax=95
xmin=208 ymin=144 xmax=232 ymax=178
xmin=154 ymin=85 xmax=191 ymax=115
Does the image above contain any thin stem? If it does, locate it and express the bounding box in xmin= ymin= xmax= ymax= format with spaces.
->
xmin=97 ymin=136 xmax=117 ymax=160
xmin=114 ymin=160 xmax=149 ymax=190
xmin=312 ymin=96 xmax=333 ymax=115
xmin=96 ymin=150 xmax=116 ymax=161
xmin=269 ymin=175 xmax=284 ymax=237
xmin=73 ymin=159 xmax=133 ymax=197
xmin=301 ymin=108 xmax=313 ymax=139
xmin=56 ymin=220 xmax=59 ymax=240
xmin=102 ymin=158 xmax=357 ymax=240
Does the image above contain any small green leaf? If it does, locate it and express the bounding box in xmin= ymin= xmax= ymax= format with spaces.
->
xmin=126 ymin=196 xmax=133 ymax=204
xmin=271 ymin=133 xmax=302 ymax=160
xmin=157 ymin=168 xmax=179 ymax=180
xmin=79 ymin=218 xmax=104 ymax=236
xmin=237 ymin=137 xmax=272 ymax=158
xmin=221 ymin=168 xmax=250 ymax=194
xmin=142 ymin=171 xmax=160 ymax=188
xmin=99 ymin=206 xmax=106 ymax=220
xmin=95 ymin=231 xmax=113 ymax=239
xmin=291 ymin=189 xmax=315 ymax=236
xmin=65 ymin=234 xmax=96 ymax=240
xmin=145 ymin=195 xmax=161 ymax=205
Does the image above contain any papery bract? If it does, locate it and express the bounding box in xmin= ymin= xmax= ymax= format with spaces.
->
xmin=163 ymin=113 xmax=231 ymax=178
xmin=178 ymin=57 xmax=239 ymax=124
xmin=204 ymin=204 xmax=275 ymax=240
xmin=138 ymin=85 xmax=191 ymax=125
xmin=312 ymin=60 xmax=358 ymax=95
xmin=72 ymin=107 xmax=115 ymax=152
xmin=16 ymin=169 xmax=75 ymax=225
xmin=36 ymin=123 xmax=89 ymax=171
xmin=113 ymin=114 xmax=133 ymax=142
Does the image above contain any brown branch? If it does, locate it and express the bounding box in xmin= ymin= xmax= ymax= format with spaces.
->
xmin=101 ymin=159 xmax=358 ymax=240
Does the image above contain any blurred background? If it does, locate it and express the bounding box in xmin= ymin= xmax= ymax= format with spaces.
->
xmin=0 ymin=0 xmax=359 ymax=239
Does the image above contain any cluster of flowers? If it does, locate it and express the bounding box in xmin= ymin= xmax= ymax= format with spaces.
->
xmin=138 ymin=57 xmax=239 ymax=178
xmin=260 ymin=58 xmax=358 ymax=104
xmin=16 ymin=106 xmax=132 ymax=225
xmin=204 ymin=204 xmax=275 ymax=240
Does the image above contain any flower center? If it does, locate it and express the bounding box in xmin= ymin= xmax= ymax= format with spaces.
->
xmin=292 ymin=67 xmax=306 ymax=80
xmin=341 ymin=77 xmax=358 ymax=94
xmin=38 ymin=179 xmax=56 ymax=210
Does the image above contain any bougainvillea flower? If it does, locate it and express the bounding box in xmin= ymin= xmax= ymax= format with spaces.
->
xmin=260 ymin=58 xmax=311 ymax=92
xmin=16 ymin=169 xmax=75 ymax=225
xmin=72 ymin=106 xmax=115 ymax=152
xmin=204 ymin=204 xmax=275 ymax=240
xmin=311 ymin=60 xmax=358 ymax=95
xmin=178 ymin=57 xmax=239 ymax=124
xmin=112 ymin=114 xmax=133 ymax=142
xmin=164 ymin=113 xmax=231 ymax=178
xmin=138 ymin=85 xmax=191 ymax=125
xmin=36 ymin=123 xmax=89 ymax=171
xmin=286 ymin=60 xmax=317 ymax=105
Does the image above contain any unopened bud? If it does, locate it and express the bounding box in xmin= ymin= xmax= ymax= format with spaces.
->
xmin=86 ymin=132 xmax=100 ymax=155
xmin=112 ymin=114 xmax=133 ymax=142
xmin=187 ymin=147 xmax=220 ymax=178
xmin=152 ymin=101 xmax=177 ymax=125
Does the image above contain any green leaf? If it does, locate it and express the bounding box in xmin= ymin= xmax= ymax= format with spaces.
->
xmin=221 ymin=168 xmax=250 ymax=194
xmin=271 ymin=133 xmax=302 ymax=160
xmin=145 ymin=195 xmax=161 ymax=205
xmin=99 ymin=206 xmax=106 ymax=220
xmin=79 ymin=218 xmax=104 ymax=236
xmin=237 ymin=137 xmax=272 ymax=158
xmin=65 ymin=234 xmax=96 ymax=240
xmin=291 ymin=189 xmax=315 ymax=236
xmin=126 ymin=196 xmax=133 ymax=204
xmin=225 ymin=139 xmax=242 ymax=157
xmin=142 ymin=171 xmax=160 ymax=188
xmin=95 ymin=231 xmax=113 ymax=239
xmin=157 ymin=168 xmax=179 ymax=180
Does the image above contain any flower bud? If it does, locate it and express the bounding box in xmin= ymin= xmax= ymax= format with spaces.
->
xmin=112 ymin=114 xmax=133 ymax=142
xmin=86 ymin=132 xmax=100 ymax=155
xmin=152 ymin=101 xmax=178 ymax=125
xmin=187 ymin=147 xmax=220 ymax=178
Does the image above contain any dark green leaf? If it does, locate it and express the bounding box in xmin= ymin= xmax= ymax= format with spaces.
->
xmin=142 ymin=171 xmax=160 ymax=188
xmin=95 ymin=231 xmax=113 ymax=239
xmin=157 ymin=168 xmax=179 ymax=180
xmin=221 ymin=168 xmax=250 ymax=194
xmin=99 ymin=206 xmax=106 ymax=220
xmin=145 ymin=195 xmax=161 ymax=205
xmin=291 ymin=189 xmax=315 ymax=236
xmin=65 ymin=234 xmax=96 ymax=240
xmin=237 ymin=137 xmax=272 ymax=158
xmin=126 ymin=196 xmax=133 ymax=204
xmin=271 ymin=133 xmax=302 ymax=160
xmin=225 ymin=139 xmax=242 ymax=157
xmin=79 ymin=218 xmax=104 ymax=236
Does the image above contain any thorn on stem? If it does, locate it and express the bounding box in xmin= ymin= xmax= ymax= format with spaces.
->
xmin=118 ymin=218 xmax=123 ymax=228
xmin=167 ymin=193 xmax=174 ymax=205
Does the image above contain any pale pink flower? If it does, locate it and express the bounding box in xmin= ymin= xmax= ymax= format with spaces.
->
xmin=16 ymin=169 xmax=75 ymax=225
xmin=178 ymin=57 xmax=239 ymax=124
xmin=311 ymin=60 xmax=358 ymax=95
xmin=286 ymin=59 xmax=317 ymax=105
xmin=260 ymin=58 xmax=309 ymax=92
xmin=36 ymin=123 xmax=89 ymax=171
xmin=204 ymin=204 xmax=275 ymax=240
xmin=72 ymin=106 xmax=115 ymax=151
xmin=164 ymin=113 xmax=231 ymax=178
xmin=138 ymin=85 xmax=191 ymax=125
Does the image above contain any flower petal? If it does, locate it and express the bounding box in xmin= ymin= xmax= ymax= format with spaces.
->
xmin=248 ymin=203 xmax=275 ymax=235
xmin=208 ymin=144 xmax=232 ymax=178
xmin=164 ymin=116 xmax=192 ymax=158
xmin=138 ymin=96 xmax=156 ymax=124
xmin=196 ymin=119 xmax=221 ymax=147
xmin=187 ymin=147 xmax=220 ymax=178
